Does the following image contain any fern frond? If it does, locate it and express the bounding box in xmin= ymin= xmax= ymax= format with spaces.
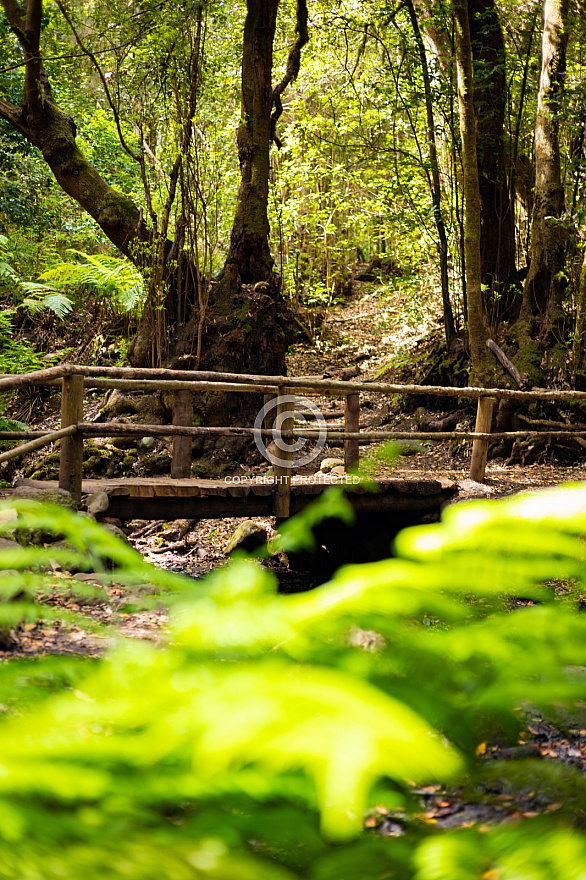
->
xmin=40 ymin=250 xmax=145 ymax=314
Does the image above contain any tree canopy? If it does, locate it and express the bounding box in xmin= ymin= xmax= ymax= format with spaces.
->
xmin=0 ymin=0 xmax=585 ymax=389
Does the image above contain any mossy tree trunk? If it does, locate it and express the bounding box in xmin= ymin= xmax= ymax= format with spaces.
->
xmin=453 ymin=0 xmax=492 ymax=386
xmin=222 ymin=0 xmax=280 ymax=292
xmin=0 ymin=0 xmax=147 ymax=259
xmin=519 ymin=0 xmax=569 ymax=356
xmin=573 ymin=255 xmax=586 ymax=387
xmin=413 ymin=0 xmax=518 ymax=332
xmin=0 ymin=0 xmax=302 ymax=381
xmin=406 ymin=0 xmax=455 ymax=348
xmin=468 ymin=0 xmax=518 ymax=327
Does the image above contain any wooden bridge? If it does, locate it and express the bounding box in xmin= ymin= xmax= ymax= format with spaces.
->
xmin=2 ymin=364 xmax=586 ymax=523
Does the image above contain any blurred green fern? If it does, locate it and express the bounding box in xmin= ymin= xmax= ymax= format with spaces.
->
xmin=1 ymin=485 xmax=586 ymax=877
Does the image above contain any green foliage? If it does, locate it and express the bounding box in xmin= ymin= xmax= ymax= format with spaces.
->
xmin=2 ymin=485 xmax=586 ymax=876
xmin=0 ymin=499 xmax=183 ymax=636
xmin=40 ymin=250 xmax=146 ymax=315
xmin=0 ymin=311 xmax=54 ymax=378
xmin=0 ymin=235 xmax=73 ymax=318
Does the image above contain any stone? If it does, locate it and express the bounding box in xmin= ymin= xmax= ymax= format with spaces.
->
xmin=129 ymin=583 xmax=162 ymax=597
xmin=101 ymin=517 xmax=123 ymax=529
xmin=225 ymin=520 xmax=268 ymax=555
xmin=330 ymin=466 xmax=346 ymax=477
xmin=86 ymin=491 xmax=110 ymax=517
xmin=140 ymin=436 xmax=156 ymax=450
xmin=105 ymin=389 xmax=139 ymax=417
xmin=102 ymin=523 xmax=130 ymax=544
xmin=11 ymin=480 xmax=75 ymax=508
xmin=320 ymin=457 xmax=344 ymax=473
xmin=395 ymin=440 xmax=423 ymax=456
xmin=0 ymin=537 xmax=20 ymax=552
xmin=112 ymin=436 xmax=138 ymax=450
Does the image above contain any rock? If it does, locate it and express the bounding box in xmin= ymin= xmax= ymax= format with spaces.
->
xmin=162 ymin=519 xmax=198 ymax=541
xmin=457 ymin=479 xmax=496 ymax=497
xmin=111 ymin=436 xmax=138 ymax=450
xmin=11 ymin=480 xmax=75 ymax=508
xmin=395 ymin=440 xmax=423 ymax=456
xmin=102 ymin=523 xmax=130 ymax=543
xmin=0 ymin=537 xmax=20 ymax=552
xmin=320 ymin=457 xmax=344 ymax=473
xmin=341 ymin=365 xmax=361 ymax=381
xmin=225 ymin=520 xmax=268 ymax=555
xmin=101 ymin=517 xmax=123 ymax=529
xmin=105 ymin=389 xmax=139 ymax=417
xmin=140 ymin=436 xmax=156 ymax=450
xmin=86 ymin=491 xmax=110 ymax=517
xmin=330 ymin=466 xmax=346 ymax=476
xmin=128 ymin=583 xmax=162 ymax=597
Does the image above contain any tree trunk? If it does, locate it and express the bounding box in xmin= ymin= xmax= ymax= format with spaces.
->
xmin=222 ymin=0 xmax=280 ymax=292
xmin=0 ymin=0 xmax=295 ymax=385
xmin=453 ymin=0 xmax=491 ymax=386
xmin=407 ymin=0 xmax=456 ymax=347
xmin=573 ymin=255 xmax=586 ymax=387
xmin=521 ymin=0 xmax=569 ymax=331
xmin=468 ymin=0 xmax=518 ymax=326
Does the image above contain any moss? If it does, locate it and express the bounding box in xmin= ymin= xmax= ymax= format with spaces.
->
xmin=41 ymin=452 xmax=61 ymax=466
xmin=515 ymin=339 xmax=543 ymax=386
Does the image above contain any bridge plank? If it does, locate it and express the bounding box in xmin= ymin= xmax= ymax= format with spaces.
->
xmin=11 ymin=477 xmax=456 ymax=522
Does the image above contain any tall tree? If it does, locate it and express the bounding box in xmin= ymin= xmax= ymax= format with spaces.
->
xmin=467 ymin=0 xmax=518 ymax=326
xmin=0 ymin=0 xmax=308 ymax=380
xmin=520 ymin=0 xmax=570 ymax=344
xmin=453 ymin=0 xmax=491 ymax=384
xmin=406 ymin=0 xmax=455 ymax=347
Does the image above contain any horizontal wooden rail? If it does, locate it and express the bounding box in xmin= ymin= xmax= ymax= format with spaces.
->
xmin=4 ymin=364 xmax=586 ymax=403
xmin=5 ymin=422 xmax=582 ymax=449
xmin=3 ymin=364 xmax=586 ymax=503
xmin=0 ymin=425 xmax=77 ymax=464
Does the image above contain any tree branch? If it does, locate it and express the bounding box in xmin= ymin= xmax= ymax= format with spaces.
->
xmin=1 ymin=0 xmax=52 ymax=107
xmin=24 ymin=0 xmax=42 ymax=106
xmin=55 ymin=0 xmax=140 ymax=162
xmin=270 ymin=0 xmax=308 ymax=147
xmin=0 ymin=94 xmax=22 ymax=128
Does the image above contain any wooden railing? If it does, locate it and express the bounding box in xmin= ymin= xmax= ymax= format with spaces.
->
xmin=2 ymin=364 xmax=586 ymax=516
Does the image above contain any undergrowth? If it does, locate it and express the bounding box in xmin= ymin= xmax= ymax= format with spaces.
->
xmin=1 ymin=484 xmax=586 ymax=877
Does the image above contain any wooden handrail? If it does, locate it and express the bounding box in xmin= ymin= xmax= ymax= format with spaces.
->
xmin=3 ymin=365 xmax=586 ymax=504
xmin=3 ymin=364 xmax=586 ymax=402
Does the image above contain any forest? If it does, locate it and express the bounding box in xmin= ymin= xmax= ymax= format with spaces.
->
xmin=3 ymin=0 xmax=586 ymax=878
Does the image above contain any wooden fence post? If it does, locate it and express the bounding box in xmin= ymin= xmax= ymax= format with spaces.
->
xmin=469 ymin=396 xmax=495 ymax=483
xmin=171 ymin=390 xmax=194 ymax=478
xmin=344 ymin=392 xmax=360 ymax=470
xmin=274 ymin=389 xmax=294 ymax=520
xmin=59 ymin=373 xmax=84 ymax=503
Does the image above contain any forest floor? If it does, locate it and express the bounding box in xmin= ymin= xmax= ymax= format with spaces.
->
xmin=2 ymin=281 xmax=586 ymax=833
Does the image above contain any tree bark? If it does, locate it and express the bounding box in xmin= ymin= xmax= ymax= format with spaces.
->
xmin=453 ymin=0 xmax=491 ymax=386
xmin=468 ymin=0 xmax=518 ymax=326
xmin=574 ymin=255 xmax=586 ymax=386
xmin=406 ymin=0 xmax=455 ymax=347
xmin=0 ymin=0 xmax=146 ymax=258
xmin=0 ymin=0 xmax=298 ymax=385
xmin=222 ymin=0 xmax=280 ymax=292
xmin=521 ymin=0 xmax=569 ymax=329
